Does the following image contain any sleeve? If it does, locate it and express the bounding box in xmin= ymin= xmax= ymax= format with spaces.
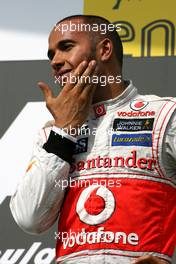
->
xmin=162 ymin=110 xmax=176 ymax=180
xmin=9 ymin=124 xmax=76 ymax=235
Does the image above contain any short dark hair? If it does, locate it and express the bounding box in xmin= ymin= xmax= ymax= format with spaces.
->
xmin=56 ymin=15 xmax=123 ymax=67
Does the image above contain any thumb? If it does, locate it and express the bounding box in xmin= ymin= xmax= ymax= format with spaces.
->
xmin=132 ymin=256 xmax=165 ymax=264
xmin=38 ymin=82 xmax=54 ymax=101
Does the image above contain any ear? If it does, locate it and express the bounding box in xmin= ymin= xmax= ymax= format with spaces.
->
xmin=97 ymin=38 xmax=113 ymax=62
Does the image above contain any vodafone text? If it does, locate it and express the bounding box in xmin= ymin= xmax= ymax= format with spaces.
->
xmin=117 ymin=111 xmax=155 ymax=117
xmin=55 ymin=227 xmax=139 ymax=249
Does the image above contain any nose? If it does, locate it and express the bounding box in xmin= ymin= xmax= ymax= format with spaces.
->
xmin=50 ymin=51 xmax=64 ymax=71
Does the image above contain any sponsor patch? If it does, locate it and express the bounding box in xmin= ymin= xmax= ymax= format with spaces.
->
xmin=113 ymin=118 xmax=154 ymax=132
xmin=74 ymin=137 xmax=88 ymax=154
xmin=117 ymin=111 xmax=155 ymax=117
xmin=112 ymin=133 xmax=152 ymax=147
xmin=130 ymin=100 xmax=148 ymax=111
xmin=94 ymin=104 xmax=106 ymax=118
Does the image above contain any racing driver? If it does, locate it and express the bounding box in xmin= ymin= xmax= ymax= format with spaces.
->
xmin=10 ymin=15 xmax=176 ymax=264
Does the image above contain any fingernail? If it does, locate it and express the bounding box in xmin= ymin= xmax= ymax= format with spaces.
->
xmin=82 ymin=60 xmax=87 ymax=66
xmin=90 ymin=60 xmax=97 ymax=67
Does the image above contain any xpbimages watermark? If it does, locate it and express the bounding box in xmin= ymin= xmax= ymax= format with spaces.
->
xmin=54 ymin=21 xmax=121 ymax=35
xmin=55 ymin=178 xmax=122 ymax=190
xmin=54 ymin=74 xmax=122 ymax=87
xmin=53 ymin=125 xmax=116 ymax=138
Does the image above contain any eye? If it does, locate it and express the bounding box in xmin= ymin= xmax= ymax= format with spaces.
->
xmin=60 ymin=42 xmax=74 ymax=51
xmin=63 ymin=44 xmax=73 ymax=50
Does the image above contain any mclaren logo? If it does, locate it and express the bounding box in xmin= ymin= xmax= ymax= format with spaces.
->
xmin=130 ymin=100 xmax=148 ymax=111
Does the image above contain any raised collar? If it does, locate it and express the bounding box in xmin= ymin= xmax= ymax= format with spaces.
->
xmin=90 ymin=80 xmax=138 ymax=118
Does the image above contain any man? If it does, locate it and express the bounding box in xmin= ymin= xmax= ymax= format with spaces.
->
xmin=10 ymin=15 xmax=176 ymax=264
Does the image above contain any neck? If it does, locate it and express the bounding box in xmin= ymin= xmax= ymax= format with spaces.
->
xmin=92 ymin=59 xmax=127 ymax=104
xmin=92 ymin=79 xmax=128 ymax=104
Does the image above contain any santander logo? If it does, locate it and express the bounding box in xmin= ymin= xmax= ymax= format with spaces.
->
xmin=130 ymin=100 xmax=149 ymax=111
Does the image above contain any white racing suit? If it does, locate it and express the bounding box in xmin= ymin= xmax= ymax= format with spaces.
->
xmin=10 ymin=82 xmax=176 ymax=264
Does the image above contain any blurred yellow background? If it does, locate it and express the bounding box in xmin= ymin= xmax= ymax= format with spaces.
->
xmin=84 ymin=0 xmax=175 ymax=57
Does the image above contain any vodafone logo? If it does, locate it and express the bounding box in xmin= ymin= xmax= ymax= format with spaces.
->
xmin=130 ymin=100 xmax=148 ymax=111
xmin=93 ymin=104 xmax=106 ymax=118
xmin=76 ymin=185 xmax=115 ymax=225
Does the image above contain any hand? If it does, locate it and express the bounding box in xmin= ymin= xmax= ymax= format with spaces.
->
xmin=132 ymin=255 xmax=168 ymax=264
xmin=38 ymin=60 xmax=97 ymax=134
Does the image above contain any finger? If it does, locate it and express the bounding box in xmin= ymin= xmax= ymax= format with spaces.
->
xmin=73 ymin=60 xmax=97 ymax=93
xmin=38 ymin=82 xmax=54 ymax=102
xmin=74 ymin=60 xmax=89 ymax=77
xmin=63 ymin=60 xmax=88 ymax=91
xmin=81 ymin=65 xmax=98 ymax=98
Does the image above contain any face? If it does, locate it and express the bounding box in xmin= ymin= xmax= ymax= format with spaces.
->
xmin=48 ymin=18 xmax=97 ymax=85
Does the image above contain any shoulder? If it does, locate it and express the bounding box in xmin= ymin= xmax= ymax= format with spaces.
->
xmin=136 ymin=93 xmax=176 ymax=103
